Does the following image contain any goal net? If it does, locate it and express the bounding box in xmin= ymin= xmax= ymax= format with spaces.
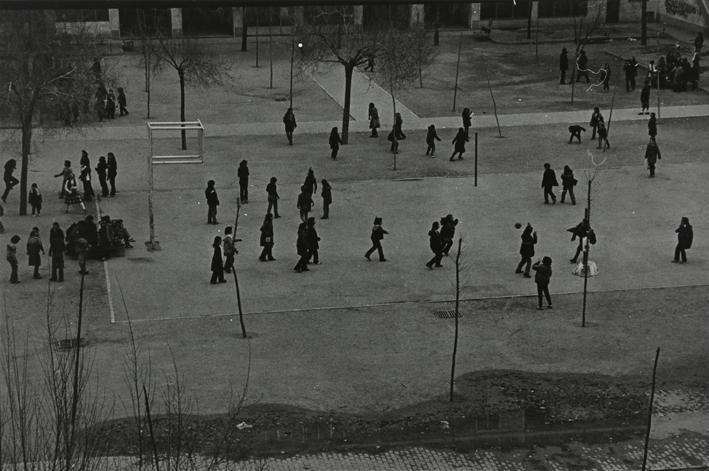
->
xmin=147 ymin=120 xmax=205 ymax=165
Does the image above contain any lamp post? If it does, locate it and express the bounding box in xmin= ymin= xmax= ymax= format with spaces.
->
xmin=641 ymin=0 xmax=648 ymax=46
xmin=289 ymin=33 xmax=294 ymax=109
xmin=289 ymin=33 xmax=302 ymax=110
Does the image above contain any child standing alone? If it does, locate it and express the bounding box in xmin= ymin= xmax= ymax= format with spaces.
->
xmin=532 ymin=256 xmax=553 ymax=310
xmin=29 ymin=183 xmax=42 ymax=216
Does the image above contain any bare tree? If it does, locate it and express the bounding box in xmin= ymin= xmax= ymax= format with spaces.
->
xmin=570 ymin=1 xmax=604 ymax=104
xmin=378 ymin=28 xmax=419 ymax=120
xmin=409 ymin=25 xmax=435 ymax=88
xmin=136 ymin=9 xmax=158 ymax=119
xmin=153 ymin=36 xmax=230 ymax=150
xmin=0 ymin=11 xmax=102 ymax=215
xmin=450 ymin=239 xmax=462 ymax=402
xmin=376 ymin=27 xmax=421 ymax=170
xmin=1 ymin=280 xmax=112 ymax=471
xmin=299 ymin=6 xmax=379 ymax=144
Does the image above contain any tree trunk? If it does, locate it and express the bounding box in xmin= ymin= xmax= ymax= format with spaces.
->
xmin=527 ymin=0 xmax=533 ymax=40
xmin=341 ymin=63 xmax=353 ymax=145
xmin=241 ymin=7 xmax=248 ymax=52
xmin=179 ymin=69 xmax=186 ymax=150
xmin=144 ymin=46 xmax=151 ymax=119
xmin=571 ymin=48 xmax=578 ymax=104
xmin=19 ymin=118 xmax=32 ymax=216
xmin=269 ymin=8 xmax=273 ymax=89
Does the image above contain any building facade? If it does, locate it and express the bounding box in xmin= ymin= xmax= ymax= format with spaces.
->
xmin=51 ymin=1 xmax=708 ymax=39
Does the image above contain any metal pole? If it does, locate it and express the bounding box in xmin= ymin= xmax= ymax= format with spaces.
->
xmin=641 ymin=0 xmax=648 ymax=46
xmin=147 ymin=127 xmax=155 ymax=250
xmin=452 ymin=33 xmax=462 ymax=112
xmin=474 ymin=132 xmax=478 ymax=187
xmin=641 ymin=347 xmax=661 ymax=471
xmin=289 ymin=32 xmax=295 ymax=110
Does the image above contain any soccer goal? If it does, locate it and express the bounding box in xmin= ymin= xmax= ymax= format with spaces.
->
xmin=147 ymin=120 xmax=205 ymax=164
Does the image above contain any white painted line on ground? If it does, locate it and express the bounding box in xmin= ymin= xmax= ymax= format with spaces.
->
xmin=94 ymin=197 xmax=116 ymax=324
xmin=107 ymin=283 xmax=709 ymax=324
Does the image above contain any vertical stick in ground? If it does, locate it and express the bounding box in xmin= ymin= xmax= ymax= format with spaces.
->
xmin=641 ymin=347 xmax=661 ymax=471
xmin=485 ymin=63 xmax=503 ymax=138
xmin=143 ymin=384 xmax=161 ymax=471
xmin=232 ymin=197 xmax=247 ymax=338
xmin=450 ymin=238 xmax=462 ymax=402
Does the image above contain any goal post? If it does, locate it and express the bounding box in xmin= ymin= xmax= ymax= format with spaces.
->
xmin=144 ymin=120 xmax=205 ymax=251
xmin=147 ymin=120 xmax=205 ymax=164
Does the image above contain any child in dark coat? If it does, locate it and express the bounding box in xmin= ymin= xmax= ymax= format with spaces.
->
xmin=205 ymin=180 xmax=219 ymax=224
xmin=49 ymin=222 xmax=65 ymax=282
xmin=425 ymin=124 xmax=441 ymax=156
xmin=515 ymin=223 xmax=537 ymax=277
xmin=259 ymin=214 xmax=275 ymax=261
xmin=210 ymin=236 xmax=226 ymax=283
xmin=644 ymin=138 xmax=661 ymax=178
xmin=96 ymin=156 xmax=109 ymax=197
xmin=294 ymin=222 xmax=310 ymax=272
xmin=541 ymin=163 xmax=559 ymax=204
xmin=283 ymin=108 xmax=297 ymax=145
xmin=321 ymin=179 xmax=332 ymax=219
xmin=450 ymin=128 xmax=468 ymax=161
xmin=28 ymin=183 xmax=42 ymax=216
xmin=365 ymin=217 xmax=388 ymax=262
xmin=26 ymin=227 xmax=44 ymax=279
xmin=368 ymin=103 xmax=380 ymax=137
xmin=532 ymin=256 xmax=553 ymax=310
xmin=388 ymin=127 xmax=399 ymax=154
xmin=560 ymin=165 xmax=577 ymax=205
xmin=238 ymin=160 xmax=249 ymax=203
xmin=329 ymin=127 xmax=343 ymax=160
xmin=306 ymin=217 xmax=321 ymax=264
xmin=672 ymin=217 xmax=693 ymax=264
xmin=117 ymin=87 xmax=128 ymax=116
xmin=462 ymin=108 xmax=472 ymax=137
xmin=425 ymin=221 xmax=443 ymax=269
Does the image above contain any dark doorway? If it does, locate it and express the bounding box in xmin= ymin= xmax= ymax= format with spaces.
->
xmin=606 ymin=0 xmax=620 ymax=23
xmin=423 ymin=3 xmax=471 ymax=28
xmin=119 ymin=8 xmax=171 ymax=37
xmin=183 ymin=7 xmax=232 ymax=36
xmin=481 ymin=0 xmax=532 ymax=20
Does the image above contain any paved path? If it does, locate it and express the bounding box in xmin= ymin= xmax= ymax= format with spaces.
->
xmin=6 ymin=103 xmax=709 ymax=142
xmin=3 ymin=56 xmax=708 ymax=143
xmin=307 ymin=62 xmax=420 ymax=127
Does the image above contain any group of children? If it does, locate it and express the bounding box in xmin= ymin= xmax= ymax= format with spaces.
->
xmin=95 ymin=85 xmax=129 ymax=122
xmin=1 ymin=151 xmax=119 ymax=221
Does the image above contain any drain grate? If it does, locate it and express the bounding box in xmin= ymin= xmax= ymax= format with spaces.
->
xmin=433 ymin=310 xmax=462 ymax=319
xmin=54 ymin=338 xmax=89 ymax=351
